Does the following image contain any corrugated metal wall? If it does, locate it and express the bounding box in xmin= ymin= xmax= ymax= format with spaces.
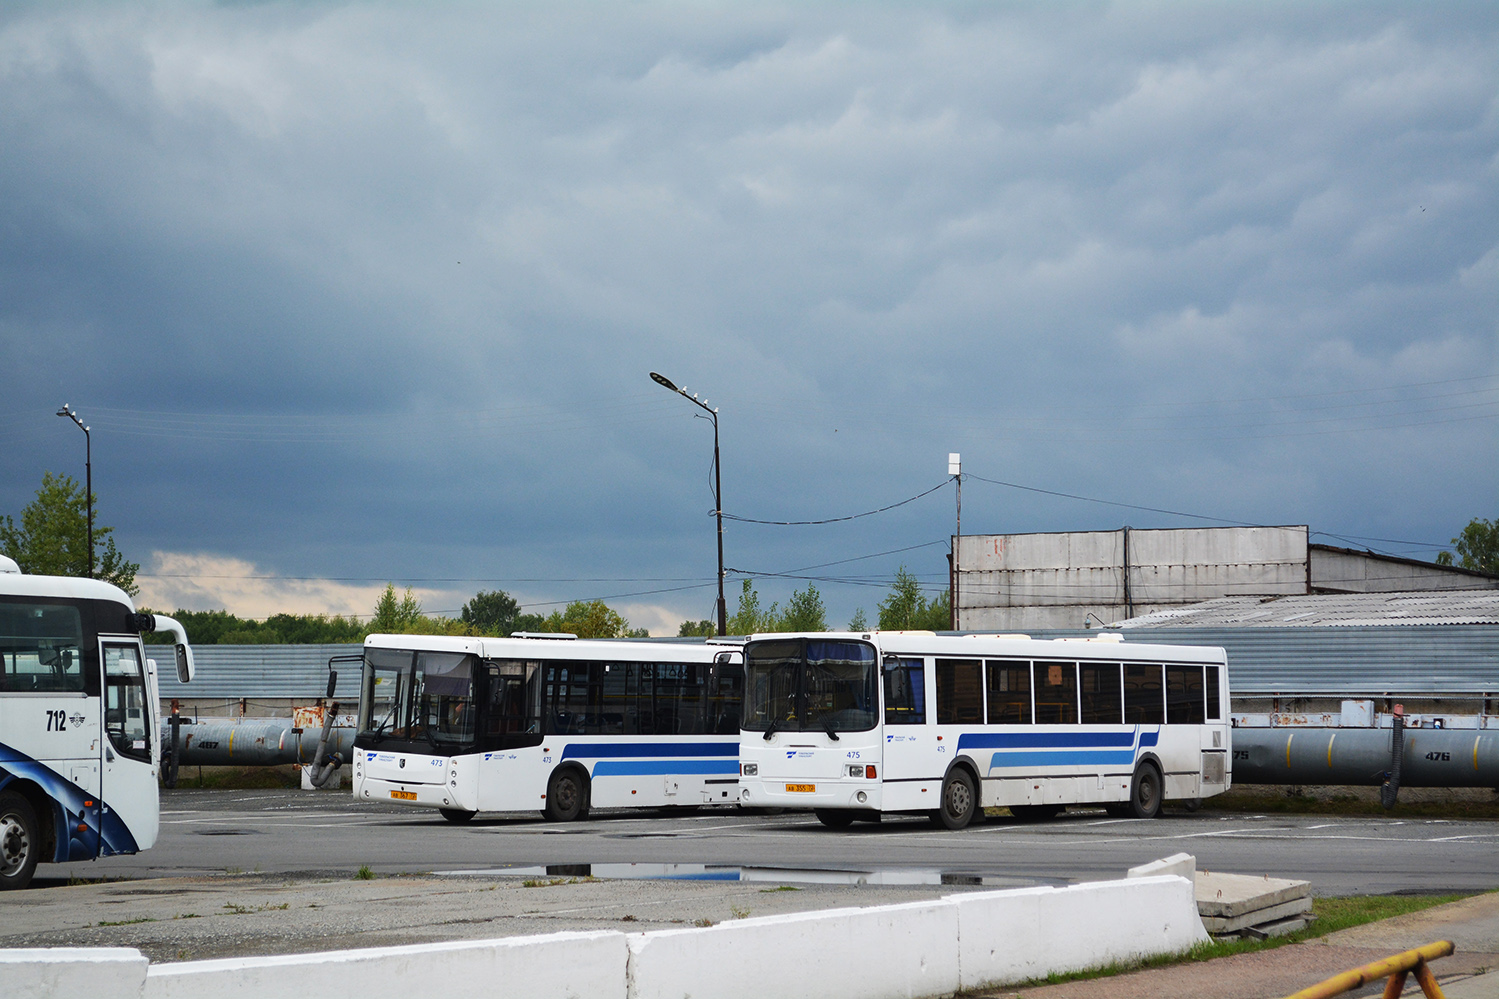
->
xmin=153 ymin=643 xmax=361 ymax=699
xmin=1033 ymin=625 xmax=1499 ymax=696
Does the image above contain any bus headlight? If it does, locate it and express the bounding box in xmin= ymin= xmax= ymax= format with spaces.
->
xmin=847 ymin=764 xmax=863 ymax=778
xmin=857 ymin=791 xmax=868 ymax=804
xmin=741 ymin=763 xmax=758 ymax=776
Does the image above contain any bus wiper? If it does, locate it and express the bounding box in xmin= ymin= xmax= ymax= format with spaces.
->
xmin=821 ymin=716 xmax=840 ymax=741
xmin=763 ymin=718 xmax=781 ymax=741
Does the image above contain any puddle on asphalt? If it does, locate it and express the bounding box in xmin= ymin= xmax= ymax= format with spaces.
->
xmin=434 ymin=863 xmax=1007 ymax=886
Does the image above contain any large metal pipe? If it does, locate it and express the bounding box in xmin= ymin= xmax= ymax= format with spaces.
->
xmin=175 ymin=718 xmax=357 ymax=767
xmin=1233 ymin=726 xmax=1499 ymax=788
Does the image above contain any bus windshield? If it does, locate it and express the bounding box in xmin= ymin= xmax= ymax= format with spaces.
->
xmin=743 ymin=638 xmax=877 ymax=735
xmin=360 ymin=648 xmax=477 ymax=751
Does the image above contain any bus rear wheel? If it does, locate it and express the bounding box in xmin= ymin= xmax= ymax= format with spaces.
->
xmin=0 ymin=791 xmax=39 ymax=891
xmin=932 ymin=769 xmax=978 ymax=830
xmin=543 ymin=767 xmax=590 ymax=822
xmin=1127 ymin=762 xmax=1163 ymax=819
xmin=439 ymin=808 xmax=476 ymax=824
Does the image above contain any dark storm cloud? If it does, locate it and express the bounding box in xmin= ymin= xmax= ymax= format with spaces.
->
xmin=1 ymin=3 xmax=1495 ymax=627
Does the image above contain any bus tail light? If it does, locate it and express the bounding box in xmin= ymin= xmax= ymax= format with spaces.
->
xmin=865 ymin=765 xmax=877 ymax=779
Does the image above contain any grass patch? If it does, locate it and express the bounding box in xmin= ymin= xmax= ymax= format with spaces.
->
xmin=1202 ymin=787 xmax=1499 ymax=820
xmin=521 ymin=876 xmax=600 ymax=888
xmin=355 ymin=865 xmax=375 ymax=880
xmin=167 ymin=765 xmax=303 ymax=790
xmin=222 ymin=902 xmax=291 ymax=915
xmin=98 ymin=917 xmax=156 ymax=926
xmin=1009 ymin=892 xmax=1478 ymax=989
xmin=759 ymin=885 xmax=801 ymax=893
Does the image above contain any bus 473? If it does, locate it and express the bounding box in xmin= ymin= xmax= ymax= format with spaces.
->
xmin=1 ymin=558 xmax=195 ymax=889
xmin=737 ymin=631 xmax=1228 ymax=827
xmin=347 ymin=633 xmax=743 ymax=821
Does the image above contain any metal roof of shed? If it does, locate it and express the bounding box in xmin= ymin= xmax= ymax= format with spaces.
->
xmin=1110 ymin=590 xmax=1499 ymax=628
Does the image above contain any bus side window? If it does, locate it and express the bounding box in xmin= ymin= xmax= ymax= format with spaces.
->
xmin=1165 ymin=665 xmax=1205 ymax=725
xmin=1079 ymin=663 xmax=1122 ymax=724
xmin=1123 ymin=664 xmax=1164 ymax=725
xmin=708 ymin=661 xmax=743 ymax=734
xmin=985 ymin=660 xmax=1030 ymax=725
xmin=1034 ymin=660 xmax=1078 ymax=724
xmin=883 ymin=659 xmax=925 ymax=725
xmin=1204 ymin=666 xmax=1222 ymax=720
xmin=935 ymin=659 xmax=983 ymax=724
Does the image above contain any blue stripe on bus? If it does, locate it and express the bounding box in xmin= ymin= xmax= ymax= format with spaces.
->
xmin=591 ymin=759 xmax=741 ymax=777
xmin=988 ymin=749 xmax=1140 ymax=768
xmin=0 ymin=739 xmax=137 ymax=861
xmin=560 ymin=742 xmax=737 ymax=761
xmin=956 ymin=731 xmax=1136 ymax=751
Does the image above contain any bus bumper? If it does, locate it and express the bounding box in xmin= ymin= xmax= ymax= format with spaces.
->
xmin=739 ymin=778 xmax=883 ymax=811
xmin=355 ymin=775 xmax=474 ymax=812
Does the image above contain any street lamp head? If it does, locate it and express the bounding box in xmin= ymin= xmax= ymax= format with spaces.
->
xmin=649 ymin=371 xmax=679 ymax=393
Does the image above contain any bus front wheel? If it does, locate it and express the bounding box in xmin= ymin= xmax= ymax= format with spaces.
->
xmin=543 ymin=768 xmax=591 ymax=822
xmin=0 ymin=791 xmax=39 ymax=891
xmin=814 ymin=809 xmax=855 ymax=828
xmin=933 ymin=769 xmax=978 ymax=830
xmin=439 ymin=808 xmax=476 ymax=824
xmin=1127 ymin=762 xmax=1163 ymax=819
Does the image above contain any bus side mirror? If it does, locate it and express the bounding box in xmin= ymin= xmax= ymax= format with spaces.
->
xmin=151 ymin=614 xmax=196 ymax=683
xmin=883 ymin=656 xmax=902 ymax=672
xmin=327 ymin=671 xmax=338 ymax=699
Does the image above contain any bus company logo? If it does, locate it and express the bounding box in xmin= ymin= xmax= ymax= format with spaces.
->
xmin=68 ymin=713 xmax=85 ymax=727
xmin=786 ymin=750 xmax=812 ymax=758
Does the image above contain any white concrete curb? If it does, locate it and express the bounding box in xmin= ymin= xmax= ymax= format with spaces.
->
xmin=141 ymin=930 xmax=627 ymax=999
xmin=952 ymin=876 xmax=1208 ymax=991
xmin=628 ymin=898 xmax=960 ymax=999
xmin=3 ymin=876 xmax=1206 ymax=999
xmin=2 ymin=947 xmax=149 ymax=999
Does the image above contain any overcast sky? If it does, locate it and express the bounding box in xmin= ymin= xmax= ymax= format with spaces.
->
xmin=2 ymin=2 xmax=1495 ymax=633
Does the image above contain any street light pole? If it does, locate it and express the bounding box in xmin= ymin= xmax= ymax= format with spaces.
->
xmin=57 ymin=404 xmax=93 ymax=579
xmin=651 ymin=372 xmax=727 ymax=636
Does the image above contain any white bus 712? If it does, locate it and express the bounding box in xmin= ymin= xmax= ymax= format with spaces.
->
xmin=348 ymin=633 xmax=744 ymax=821
xmin=0 ymin=560 xmax=195 ymax=889
xmin=737 ymin=631 xmax=1229 ymax=827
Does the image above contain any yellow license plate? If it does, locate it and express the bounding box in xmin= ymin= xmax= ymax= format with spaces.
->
xmin=785 ymin=783 xmax=816 ymax=793
xmin=390 ymin=790 xmax=417 ymax=801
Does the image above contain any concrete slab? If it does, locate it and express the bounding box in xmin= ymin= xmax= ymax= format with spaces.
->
xmin=1202 ymin=896 xmax=1314 ymax=934
xmin=1196 ymin=870 xmax=1310 ymax=919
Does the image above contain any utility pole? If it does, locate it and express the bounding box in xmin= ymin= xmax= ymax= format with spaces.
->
xmin=949 ymin=453 xmax=961 ymax=631
xmin=57 ymin=404 xmax=93 ymax=578
xmin=651 ymin=372 xmax=728 ymax=636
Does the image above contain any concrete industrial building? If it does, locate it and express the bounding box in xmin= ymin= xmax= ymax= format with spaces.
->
xmin=952 ymin=524 xmax=1498 ymax=633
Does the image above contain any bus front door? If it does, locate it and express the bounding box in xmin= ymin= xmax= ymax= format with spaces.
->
xmin=98 ymin=639 xmax=159 ymax=856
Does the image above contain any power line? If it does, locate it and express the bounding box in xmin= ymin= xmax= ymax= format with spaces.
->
xmin=723 ymin=479 xmax=950 ymax=525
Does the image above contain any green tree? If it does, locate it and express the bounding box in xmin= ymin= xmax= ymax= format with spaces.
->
xmin=461 ymin=589 xmax=522 ymax=636
xmin=847 ymin=608 xmax=869 ymax=631
xmin=677 ymin=619 xmax=716 ymax=637
xmin=777 ymin=583 xmax=827 ymax=632
xmin=536 ymin=599 xmax=640 ymax=639
xmin=878 ymin=565 xmax=950 ymax=631
xmin=0 ymin=471 xmax=139 ymax=595
xmin=1435 ymin=517 xmax=1499 ymax=575
xmin=727 ymin=579 xmax=778 ymax=634
xmin=371 ymin=583 xmax=425 ymax=632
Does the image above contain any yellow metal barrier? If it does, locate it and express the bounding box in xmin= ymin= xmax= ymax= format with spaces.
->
xmin=1283 ymin=941 xmax=1455 ymax=999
